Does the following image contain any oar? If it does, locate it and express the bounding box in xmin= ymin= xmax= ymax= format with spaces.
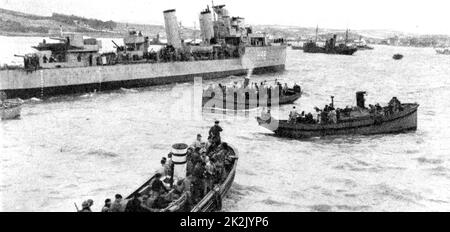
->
xmin=74 ymin=202 xmax=80 ymax=212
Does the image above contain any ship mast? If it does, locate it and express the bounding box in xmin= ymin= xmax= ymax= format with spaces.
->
xmin=315 ymin=25 xmax=318 ymax=42
xmin=345 ymin=29 xmax=349 ymax=44
xmin=211 ymin=0 xmax=216 ymax=21
xmin=193 ymin=21 xmax=197 ymax=42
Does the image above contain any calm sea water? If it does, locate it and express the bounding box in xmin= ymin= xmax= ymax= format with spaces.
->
xmin=1 ymin=37 xmax=450 ymax=212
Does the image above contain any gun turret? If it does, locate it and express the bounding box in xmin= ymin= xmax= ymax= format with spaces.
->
xmin=111 ymin=40 xmax=120 ymax=48
xmin=112 ymin=40 xmax=125 ymax=52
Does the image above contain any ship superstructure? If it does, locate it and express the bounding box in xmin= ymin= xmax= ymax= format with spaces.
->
xmin=18 ymin=34 xmax=102 ymax=71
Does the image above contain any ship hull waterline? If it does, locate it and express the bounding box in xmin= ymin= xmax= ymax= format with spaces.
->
xmin=1 ymin=65 xmax=284 ymax=99
xmin=1 ymin=46 xmax=287 ymax=99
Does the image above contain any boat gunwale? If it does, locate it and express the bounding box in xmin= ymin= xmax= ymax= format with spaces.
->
xmin=190 ymin=144 xmax=239 ymax=212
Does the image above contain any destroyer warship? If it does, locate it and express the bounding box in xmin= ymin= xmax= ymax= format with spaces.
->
xmin=0 ymin=4 xmax=286 ymax=99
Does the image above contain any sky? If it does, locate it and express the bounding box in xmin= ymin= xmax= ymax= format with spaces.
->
xmin=1 ymin=0 xmax=450 ymax=35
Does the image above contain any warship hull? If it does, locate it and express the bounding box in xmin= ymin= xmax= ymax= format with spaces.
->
xmin=0 ymin=46 xmax=286 ymax=99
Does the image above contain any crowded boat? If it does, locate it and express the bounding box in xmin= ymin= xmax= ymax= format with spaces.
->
xmin=257 ymin=91 xmax=419 ymax=138
xmin=77 ymin=121 xmax=238 ymax=212
xmin=202 ymin=78 xmax=302 ymax=110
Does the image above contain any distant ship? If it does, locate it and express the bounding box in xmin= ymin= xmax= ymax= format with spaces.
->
xmin=0 ymin=4 xmax=286 ymax=100
xmin=354 ymin=36 xmax=374 ymax=50
xmin=303 ymin=28 xmax=357 ymax=55
xmin=435 ymin=47 xmax=450 ymax=55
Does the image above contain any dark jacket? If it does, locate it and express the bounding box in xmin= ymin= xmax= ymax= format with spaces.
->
xmin=124 ymin=197 xmax=147 ymax=212
xmin=209 ymin=125 xmax=223 ymax=138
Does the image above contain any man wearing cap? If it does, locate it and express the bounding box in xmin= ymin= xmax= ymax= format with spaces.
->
xmin=79 ymin=199 xmax=94 ymax=212
xmin=289 ymin=106 xmax=299 ymax=122
xmin=191 ymin=134 xmax=203 ymax=149
xmin=157 ymin=158 xmax=167 ymax=176
xmin=109 ymin=194 xmax=126 ymax=212
xmin=101 ymin=198 xmax=112 ymax=212
xmin=209 ymin=121 xmax=223 ymax=148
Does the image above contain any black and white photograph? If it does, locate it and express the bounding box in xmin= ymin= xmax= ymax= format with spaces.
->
xmin=0 ymin=0 xmax=449 ymax=216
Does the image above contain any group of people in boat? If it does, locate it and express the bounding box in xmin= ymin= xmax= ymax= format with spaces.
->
xmin=287 ymin=106 xmax=317 ymax=124
xmin=280 ymin=96 xmax=405 ymax=125
xmin=204 ymin=79 xmax=301 ymax=99
xmin=78 ymin=121 xmax=236 ymax=212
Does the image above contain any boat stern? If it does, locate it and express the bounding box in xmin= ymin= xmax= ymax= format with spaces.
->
xmin=256 ymin=116 xmax=280 ymax=133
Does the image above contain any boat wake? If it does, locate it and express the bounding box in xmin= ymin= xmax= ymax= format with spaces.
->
xmin=28 ymin=97 xmax=41 ymax=102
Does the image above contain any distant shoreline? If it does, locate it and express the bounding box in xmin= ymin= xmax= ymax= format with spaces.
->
xmin=0 ymin=32 xmax=125 ymax=38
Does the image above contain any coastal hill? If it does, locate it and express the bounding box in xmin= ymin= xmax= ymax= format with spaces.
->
xmin=1 ymin=7 xmax=449 ymax=47
xmin=253 ymin=25 xmax=450 ymax=47
xmin=0 ymin=7 xmax=399 ymax=39
xmin=0 ymin=8 xmax=192 ymax=38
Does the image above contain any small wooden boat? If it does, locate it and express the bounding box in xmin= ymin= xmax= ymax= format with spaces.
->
xmin=257 ymin=92 xmax=419 ymax=139
xmin=1 ymin=99 xmax=22 ymax=120
xmin=291 ymin=45 xmax=303 ymax=50
xmin=125 ymin=143 xmax=239 ymax=212
xmin=393 ymin=54 xmax=404 ymax=60
xmin=203 ymin=85 xmax=302 ymax=110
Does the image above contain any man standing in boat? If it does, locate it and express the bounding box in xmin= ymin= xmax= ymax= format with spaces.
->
xmin=209 ymin=121 xmax=223 ymax=149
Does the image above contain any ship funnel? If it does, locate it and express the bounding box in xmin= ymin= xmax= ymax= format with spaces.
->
xmin=163 ymin=9 xmax=182 ymax=49
xmin=171 ymin=143 xmax=188 ymax=180
xmin=199 ymin=7 xmax=214 ymax=44
xmin=356 ymin=91 xmax=367 ymax=109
